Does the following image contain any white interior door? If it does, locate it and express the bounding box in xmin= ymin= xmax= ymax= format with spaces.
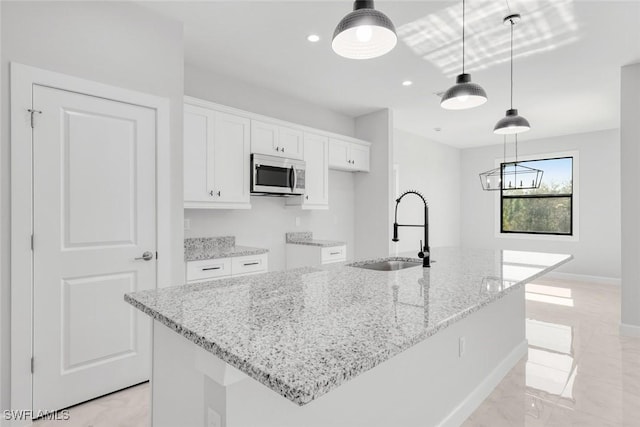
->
xmin=32 ymin=84 xmax=156 ymax=411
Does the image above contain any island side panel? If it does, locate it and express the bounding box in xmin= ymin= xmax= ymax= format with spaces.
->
xmin=151 ymin=286 xmax=526 ymax=427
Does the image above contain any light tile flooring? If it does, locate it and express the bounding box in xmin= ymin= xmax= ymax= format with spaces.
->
xmin=29 ymin=278 xmax=640 ymax=427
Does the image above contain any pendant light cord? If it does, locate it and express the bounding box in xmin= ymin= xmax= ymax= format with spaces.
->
xmin=462 ymin=0 xmax=466 ymax=74
xmin=510 ymin=19 xmax=514 ymax=109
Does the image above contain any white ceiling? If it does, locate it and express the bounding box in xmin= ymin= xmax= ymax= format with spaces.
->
xmin=143 ymin=1 xmax=640 ymax=148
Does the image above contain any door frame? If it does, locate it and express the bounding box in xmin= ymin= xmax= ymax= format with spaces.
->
xmin=10 ymin=63 xmax=172 ymax=411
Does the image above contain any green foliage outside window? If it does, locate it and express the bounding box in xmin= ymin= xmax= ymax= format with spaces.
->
xmin=501 ymin=158 xmax=573 ymax=235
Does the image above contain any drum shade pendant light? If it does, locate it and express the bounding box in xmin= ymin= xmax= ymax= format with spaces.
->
xmin=441 ymin=0 xmax=488 ymax=110
xmin=479 ymin=135 xmax=543 ymax=191
xmin=332 ymin=0 xmax=397 ymax=60
xmin=494 ymin=14 xmax=531 ymax=134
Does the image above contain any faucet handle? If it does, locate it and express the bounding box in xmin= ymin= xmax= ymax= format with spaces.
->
xmin=418 ymin=240 xmax=425 ymax=259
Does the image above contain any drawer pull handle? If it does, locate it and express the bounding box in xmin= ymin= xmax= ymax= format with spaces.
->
xmin=202 ymin=267 xmax=222 ymax=271
xmin=243 ymin=262 xmax=260 ymax=266
xmin=330 ymin=252 xmax=341 ymax=255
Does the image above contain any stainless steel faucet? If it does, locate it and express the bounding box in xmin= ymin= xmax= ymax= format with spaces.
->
xmin=392 ymin=190 xmax=430 ymax=268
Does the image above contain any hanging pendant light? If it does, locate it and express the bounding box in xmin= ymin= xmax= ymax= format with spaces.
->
xmin=494 ymin=13 xmax=531 ymax=134
xmin=441 ymin=0 xmax=488 ymax=110
xmin=479 ymin=135 xmax=543 ymax=191
xmin=332 ymin=0 xmax=397 ymax=60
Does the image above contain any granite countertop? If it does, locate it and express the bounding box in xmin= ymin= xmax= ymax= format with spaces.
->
xmin=126 ymin=247 xmax=572 ymax=406
xmin=285 ymin=231 xmax=345 ymax=248
xmin=185 ymin=236 xmax=268 ymax=262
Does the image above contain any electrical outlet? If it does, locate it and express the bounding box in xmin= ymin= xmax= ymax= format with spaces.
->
xmin=459 ymin=337 xmax=466 ymax=357
xmin=207 ymin=408 xmax=221 ymax=427
xmin=184 ymin=219 xmax=191 ymax=231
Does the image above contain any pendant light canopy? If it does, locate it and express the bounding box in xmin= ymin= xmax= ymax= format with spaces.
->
xmin=479 ymin=135 xmax=543 ymax=191
xmin=332 ymin=0 xmax=397 ymax=60
xmin=494 ymin=13 xmax=531 ymax=134
xmin=441 ymin=0 xmax=488 ymax=110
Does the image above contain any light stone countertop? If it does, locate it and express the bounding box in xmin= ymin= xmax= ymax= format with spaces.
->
xmin=184 ymin=236 xmax=268 ymax=262
xmin=285 ymin=231 xmax=345 ymax=248
xmin=126 ymin=247 xmax=572 ymax=406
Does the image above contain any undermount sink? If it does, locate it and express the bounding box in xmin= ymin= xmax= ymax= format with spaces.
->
xmin=352 ymin=260 xmax=422 ymax=271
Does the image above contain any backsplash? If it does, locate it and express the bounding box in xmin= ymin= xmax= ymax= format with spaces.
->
xmin=285 ymin=232 xmax=313 ymax=243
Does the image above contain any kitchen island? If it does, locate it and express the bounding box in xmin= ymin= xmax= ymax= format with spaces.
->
xmin=125 ymin=248 xmax=571 ymax=427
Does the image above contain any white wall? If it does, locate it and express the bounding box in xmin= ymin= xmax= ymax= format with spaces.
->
xmin=184 ymin=63 xmax=358 ymax=271
xmin=354 ymin=109 xmax=395 ymax=260
xmin=186 ymin=63 xmax=355 ymax=137
xmin=392 ymin=129 xmax=462 ymax=255
xmin=621 ymin=62 xmax=640 ymax=334
xmin=461 ymin=129 xmax=621 ymax=279
xmin=0 ymin=1 xmax=184 ymax=410
xmin=186 ymin=171 xmax=355 ymax=271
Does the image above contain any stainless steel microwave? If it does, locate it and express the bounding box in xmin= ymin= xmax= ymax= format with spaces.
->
xmin=251 ymin=154 xmax=306 ymax=196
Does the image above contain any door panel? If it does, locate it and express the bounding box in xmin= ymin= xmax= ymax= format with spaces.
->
xmin=303 ymin=134 xmax=329 ymax=206
xmin=350 ymin=144 xmax=370 ymax=172
xmin=250 ymin=120 xmax=278 ymax=156
xmin=213 ymin=112 xmax=250 ymax=203
xmin=33 ymin=85 xmax=156 ymax=411
xmin=329 ymin=138 xmax=351 ymax=169
xmin=184 ymin=105 xmax=214 ymax=202
xmin=278 ymin=127 xmax=304 ymax=159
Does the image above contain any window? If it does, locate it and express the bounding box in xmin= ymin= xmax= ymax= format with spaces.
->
xmin=501 ymin=157 xmax=573 ymax=235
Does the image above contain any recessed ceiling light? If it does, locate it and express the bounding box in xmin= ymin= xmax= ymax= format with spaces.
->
xmin=402 ymin=80 xmax=413 ymax=87
xmin=307 ymin=34 xmax=320 ymax=43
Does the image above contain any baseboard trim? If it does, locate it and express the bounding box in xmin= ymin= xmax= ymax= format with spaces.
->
xmin=437 ymin=340 xmax=528 ymax=427
xmin=545 ymin=271 xmax=620 ymax=286
xmin=620 ymin=323 xmax=640 ymax=338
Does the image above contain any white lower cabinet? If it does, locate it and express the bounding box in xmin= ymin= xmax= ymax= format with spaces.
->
xmin=184 ymin=100 xmax=251 ymax=209
xmin=186 ymin=253 xmax=268 ymax=283
xmin=286 ymin=245 xmax=347 ymax=269
xmin=286 ymin=133 xmax=329 ymax=210
xmin=329 ymin=138 xmax=370 ymax=172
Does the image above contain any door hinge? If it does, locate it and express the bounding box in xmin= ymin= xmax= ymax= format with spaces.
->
xmin=27 ymin=109 xmax=42 ymax=129
xmin=30 ymin=357 xmax=34 ymax=374
xmin=30 ymin=234 xmax=34 ymax=251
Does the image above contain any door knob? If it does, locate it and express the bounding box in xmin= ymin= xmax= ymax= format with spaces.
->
xmin=135 ymin=251 xmax=154 ymax=261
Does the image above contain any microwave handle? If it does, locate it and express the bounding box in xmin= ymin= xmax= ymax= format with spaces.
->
xmin=290 ymin=166 xmax=297 ymax=192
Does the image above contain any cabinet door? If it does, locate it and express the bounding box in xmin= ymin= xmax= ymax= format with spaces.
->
xmin=251 ymin=120 xmax=279 ymax=156
xmin=278 ymin=127 xmax=304 ymax=159
xmin=329 ymin=138 xmax=351 ymax=170
xmin=213 ymin=112 xmax=250 ymax=204
xmin=184 ymin=104 xmax=215 ymax=202
xmin=303 ymin=133 xmax=329 ymax=207
xmin=350 ymin=144 xmax=370 ymax=172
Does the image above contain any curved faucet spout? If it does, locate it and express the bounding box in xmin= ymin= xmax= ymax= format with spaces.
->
xmin=392 ymin=190 xmax=430 ymax=268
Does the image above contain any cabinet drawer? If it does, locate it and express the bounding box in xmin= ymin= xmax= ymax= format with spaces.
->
xmin=321 ymin=246 xmax=347 ymax=264
xmin=186 ymin=258 xmax=232 ymax=282
xmin=232 ymin=253 xmax=268 ymax=276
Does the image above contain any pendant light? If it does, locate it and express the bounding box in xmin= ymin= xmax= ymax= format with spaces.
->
xmin=441 ymin=0 xmax=488 ymax=110
xmin=494 ymin=13 xmax=531 ymax=134
xmin=479 ymin=135 xmax=543 ymax=191
xmin=332 ymin=0 xmax=397 ymax=60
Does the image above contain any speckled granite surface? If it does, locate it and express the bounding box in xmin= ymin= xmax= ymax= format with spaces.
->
xmin=286 ymin=231 xmax=345 ymax=248
xmin=185 ymin=236 xmax=268 ymax=261
xmin=126 ymin=247 xmax=571 ymax=406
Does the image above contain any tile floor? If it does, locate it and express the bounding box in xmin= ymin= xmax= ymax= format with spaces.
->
xmin=29 ymin=278 xmax=640 ymax=427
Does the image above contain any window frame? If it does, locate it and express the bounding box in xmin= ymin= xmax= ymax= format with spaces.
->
xmin=494 ymin=150 xmax=579 ymax=242
xmin=500 ymin=156 xmax=574 ymax=236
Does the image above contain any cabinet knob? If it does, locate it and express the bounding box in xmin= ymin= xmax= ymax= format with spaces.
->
xmin=209 ymin=190 xmax=214 ymax=197
xmin=217 ymin=191 xmax=221 ymax=197
xmin=275 ymin=146 xmax=280 ymax=151
xmin=282 ymin=147 xmax=285 ymax=152
xmin=305 ymin=195 xmax=309 ymax=200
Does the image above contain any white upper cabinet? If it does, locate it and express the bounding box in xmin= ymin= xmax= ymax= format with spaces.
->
xmin=251 ymin=120 xmax=304 ymax=159
xmin=184 ymin=104 xmax=214 ymax=203
xmin=287 ymin=133 xmax=329 ymax=210
xmin=184 ymin=101 xmax=251 ymax=209
xmin=329 ymin=138 xmax=370 ymax=172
